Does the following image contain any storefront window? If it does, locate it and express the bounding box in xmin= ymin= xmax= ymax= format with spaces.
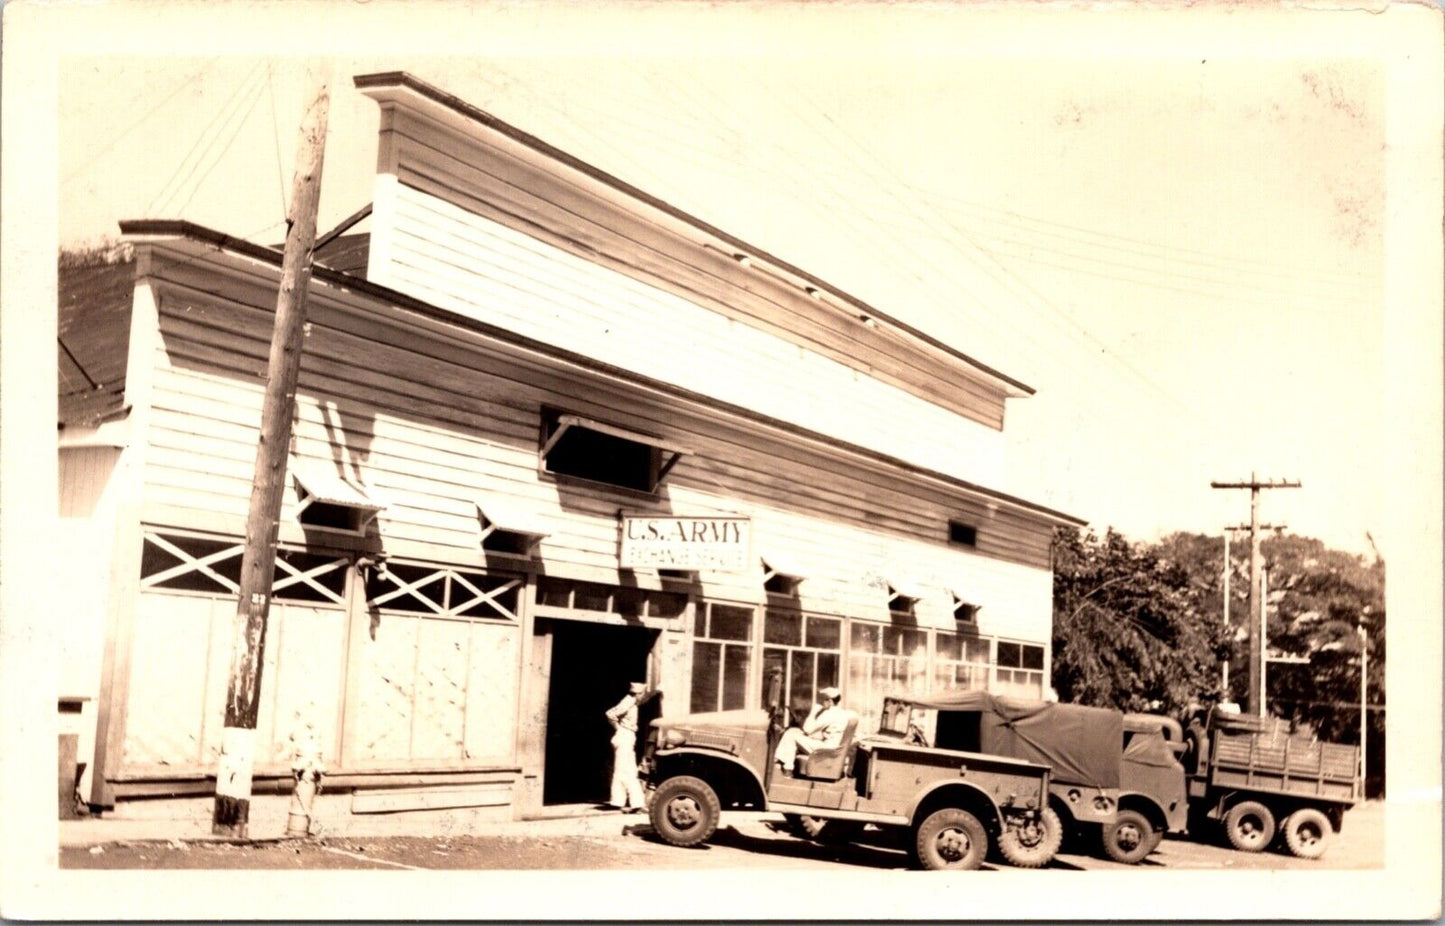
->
xmin=761 ymin=608 xmax=841 ymax=715
xmin=933 ymin=631 xmax=992 ymax=692
xmin=995 ymin=640 xmax=1046 ymax=697
xmin=847 ymin=620 xmax=929 ymax=732
xmin=691 ymin=603 xmax=755 ymax=713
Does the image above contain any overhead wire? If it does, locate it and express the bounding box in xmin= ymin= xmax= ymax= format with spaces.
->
xmin=267 ymin=62 xmax=289 ymax=220
xmin=783 ymin=78 xmax=1200 ymax=419
xmin=907 ymin=185 xmax=1374 ymax=286
xmin=170 ymin=75 xmax=269 ymax=217
xmin=63 ymin=58 xmax=218 ymax=187
xmin=148 ymin=61 xmax=266 ymax=215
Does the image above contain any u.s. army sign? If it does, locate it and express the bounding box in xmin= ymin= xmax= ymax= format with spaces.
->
xmin=619 ymin=515 xmax=752 ymax=572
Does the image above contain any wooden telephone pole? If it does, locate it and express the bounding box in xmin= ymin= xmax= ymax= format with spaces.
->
xmin=1211 ymin=474 xmax=1300 ymax=717
xmin=213 ymin=70 xmax=332 ymax=837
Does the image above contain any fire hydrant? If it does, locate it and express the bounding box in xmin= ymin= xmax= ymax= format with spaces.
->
xmin=285 ymin=740 xmax=325 ymax=838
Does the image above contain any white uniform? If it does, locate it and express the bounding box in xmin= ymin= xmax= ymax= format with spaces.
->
xmin=606 ymin=693 xmax=646 ymax=809
xmin=774 ymin=702 xmax=849 ymax=769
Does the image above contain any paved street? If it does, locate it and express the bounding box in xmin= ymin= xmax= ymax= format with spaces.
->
xmin=62 ymin=801 xmax=1382 ymax=871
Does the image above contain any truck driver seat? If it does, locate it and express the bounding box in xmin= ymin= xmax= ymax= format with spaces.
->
xmin=795 ymin=713 xmax=860 ymax=781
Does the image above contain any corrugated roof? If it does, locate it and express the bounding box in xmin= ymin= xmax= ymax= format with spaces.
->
xmin=58 ymin=255 xmax=134 ymax=427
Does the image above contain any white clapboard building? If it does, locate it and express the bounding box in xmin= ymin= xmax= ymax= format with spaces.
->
xmin=58 ymin=72 xmax=1082 ymax=822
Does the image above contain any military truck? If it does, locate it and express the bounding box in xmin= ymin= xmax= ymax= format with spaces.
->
xmin=1181 ymin=705 xmax=1361 ymax=859
xmin=1109 ymin=713 xmax=1190 ymax=863
xmin=884 ymin=692 xmax=1149 ymax=863
xmin=639 ymin=697 xmax=1062 ymax=870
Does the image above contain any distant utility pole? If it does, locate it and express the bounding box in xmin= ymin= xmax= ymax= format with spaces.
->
xmin=213 ymin=69 xmax=331 ymax=838
xmin=1223 ymin=521 xmax=1284 ymax=704
xmin=1212 ymin=473 xmax=1300 ymax=716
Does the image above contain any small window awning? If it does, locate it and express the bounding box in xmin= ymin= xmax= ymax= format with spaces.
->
xmin=885 ymin=575 xmax=929 ymax=604
xmin=541 ymin=413 xmax=693 ymax=481
xmin=949 ymin=586 xmax=980 ymax=607
xmin=292 ymin=461 xmax=385 ymax=513
xmin=760 ymin=551 xmax=810 ymax=583
xmin=476 ymin=498 xmax=552 ymax=546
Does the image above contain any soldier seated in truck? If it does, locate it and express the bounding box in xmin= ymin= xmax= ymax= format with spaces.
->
xmin=773 ymin=686 xmax=851 ymax=776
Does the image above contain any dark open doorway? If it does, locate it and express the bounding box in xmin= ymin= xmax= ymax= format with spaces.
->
xmin=542 ymin=619 xmax=658 ymax=806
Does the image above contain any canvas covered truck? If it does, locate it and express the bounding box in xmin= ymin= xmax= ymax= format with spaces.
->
xmin=885 ymin=692 xmax=1152 ymax=863
xmin=639 ymin=701 xmax=1061 ymax=870
xmin=1180 ymin=705 xmax=1362 ymax=859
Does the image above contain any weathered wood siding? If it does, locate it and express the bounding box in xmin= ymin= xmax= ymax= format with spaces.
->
xmin=369 ymin=181 xmax=1008 ymax=488
xmin=58 ymin=447 xmax=120 ymax=698
xmin=137 ymin=250 xmax=1055 ymax=636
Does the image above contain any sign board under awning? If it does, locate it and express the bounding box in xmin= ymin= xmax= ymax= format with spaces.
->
xmin=619 ymin=515 xmax=752 ymax=572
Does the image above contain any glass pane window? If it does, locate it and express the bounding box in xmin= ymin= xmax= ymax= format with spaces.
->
xmin=760 ymin=609 xmax=841 ymax=715
xmin=710 ymin=605 xmax=754 ymax=641
xmin=764 ymin=609 xmax=802 ymax=646
xmin=691 ymin=602 xmax=755 ymax=713
xmin=691 ymin=642 xmax=723 ymax=713
xmin=932 ymin=631 xmax=992 ymax=694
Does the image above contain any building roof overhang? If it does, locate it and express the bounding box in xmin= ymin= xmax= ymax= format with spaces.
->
xmin=352 ymin=70 xmax=1034 ymax=402
xmin=118 ymin=219 xmax=1084 ymax=530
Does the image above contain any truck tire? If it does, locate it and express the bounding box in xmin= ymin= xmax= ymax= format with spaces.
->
xmin=914 ymin=808 xmax=988 ymax=870
xmin=1223 ymin=800 xmax=1276 ymax=853
xmin=1281 ymin=807 xmax=1332 ymax=859
xmin=1100 ymin=809 xmax=1155 ymax=864
xmin=998 ymin=806 xmax=1064 ymax=869
xmin=799 ymin=815 xmax=866 ymax=844
xmin=649 ymin=775 xmax=721 ymax=848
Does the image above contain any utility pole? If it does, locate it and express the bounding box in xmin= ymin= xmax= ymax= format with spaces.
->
xmin=1359 ymin=623 xmax=1368 ymax=791
xmin=213 ymin=69 xmax=331 ymax=837
xmin=1212 ymin=473 xmax=1300 ymax=716
xmin=1221 ymin=530 xmax=1231 ymax=694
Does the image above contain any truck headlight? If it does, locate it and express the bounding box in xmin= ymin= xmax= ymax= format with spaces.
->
xmin=662 ymin=729 xmax=687 ymax=748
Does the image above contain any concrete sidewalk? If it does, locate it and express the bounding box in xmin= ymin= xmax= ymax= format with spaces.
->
xmin=60 ymin=801 xmax=671 ymax=847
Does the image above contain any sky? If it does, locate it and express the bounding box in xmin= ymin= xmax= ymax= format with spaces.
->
xmin=57 ymin=19 xmax=1390 ymax=556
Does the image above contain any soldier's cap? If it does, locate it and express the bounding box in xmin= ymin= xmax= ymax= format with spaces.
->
xmin=819 ymin=686 xmax=841 ymax=701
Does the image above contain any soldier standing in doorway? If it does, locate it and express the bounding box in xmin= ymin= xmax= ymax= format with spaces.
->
xmin=605 ymin=680 xmax=656 ymax=812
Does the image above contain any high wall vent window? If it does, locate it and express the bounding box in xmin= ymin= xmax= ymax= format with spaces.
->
xmin=292 ymin=462 xmax=384 ymax=536
xmin=539 ymin=409 xmax=690 ymax=494
xmin=949 ymin=521 xmax=978 ymax=547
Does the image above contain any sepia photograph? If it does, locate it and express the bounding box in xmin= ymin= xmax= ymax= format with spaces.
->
xmin=1 ymin=0 xmax=1440 ymax=920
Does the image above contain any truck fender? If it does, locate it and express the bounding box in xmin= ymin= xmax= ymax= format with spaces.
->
xmin=907 ymin=779 xmax=1004 ymax=832
xmin=650 ymin=748 xmax=767 ymax=809
xmin=1118 ymin=792 xmax=1174 ymax=835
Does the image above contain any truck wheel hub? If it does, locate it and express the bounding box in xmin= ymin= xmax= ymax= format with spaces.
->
xmin=936 ymin=827 xmax=971 ymax=860
xmin=1116 ymin=824 xmax=1143 ymax=851
xmin=666 ymin=796 xmax=700 ymax=828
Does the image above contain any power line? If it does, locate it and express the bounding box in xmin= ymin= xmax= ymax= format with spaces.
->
xmin=171 ymin=76 xmax=269 ymax=216
xmin=63 ymin=59 xmax=217 ymax=187
xmin=149 ymin=61 xmax=265 ymax=215
xmin=266 ymin=62 xmax=288 ymax=219
xmin=908 ymin=185 xmax=1374 ymax=286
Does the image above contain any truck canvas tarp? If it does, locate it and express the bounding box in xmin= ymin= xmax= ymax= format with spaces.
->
xmin=896 ymin=690 xmax=1123 ymax=790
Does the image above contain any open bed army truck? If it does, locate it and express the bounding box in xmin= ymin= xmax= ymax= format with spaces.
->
xmin=639 ymin=698 xmax=1061 ymax=870
xmin=1182 ymin=706 xmax=1361 ymax=859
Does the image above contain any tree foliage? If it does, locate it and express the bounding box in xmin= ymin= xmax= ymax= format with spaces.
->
xmin=1052 ymin=527 xmax=1386 ymax=796
xmin=1051 ymin=527 xmax=1229 ymax=714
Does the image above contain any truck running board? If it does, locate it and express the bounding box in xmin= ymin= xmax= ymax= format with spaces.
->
xmin=769 ymin=802 xmax=909 ymax=826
